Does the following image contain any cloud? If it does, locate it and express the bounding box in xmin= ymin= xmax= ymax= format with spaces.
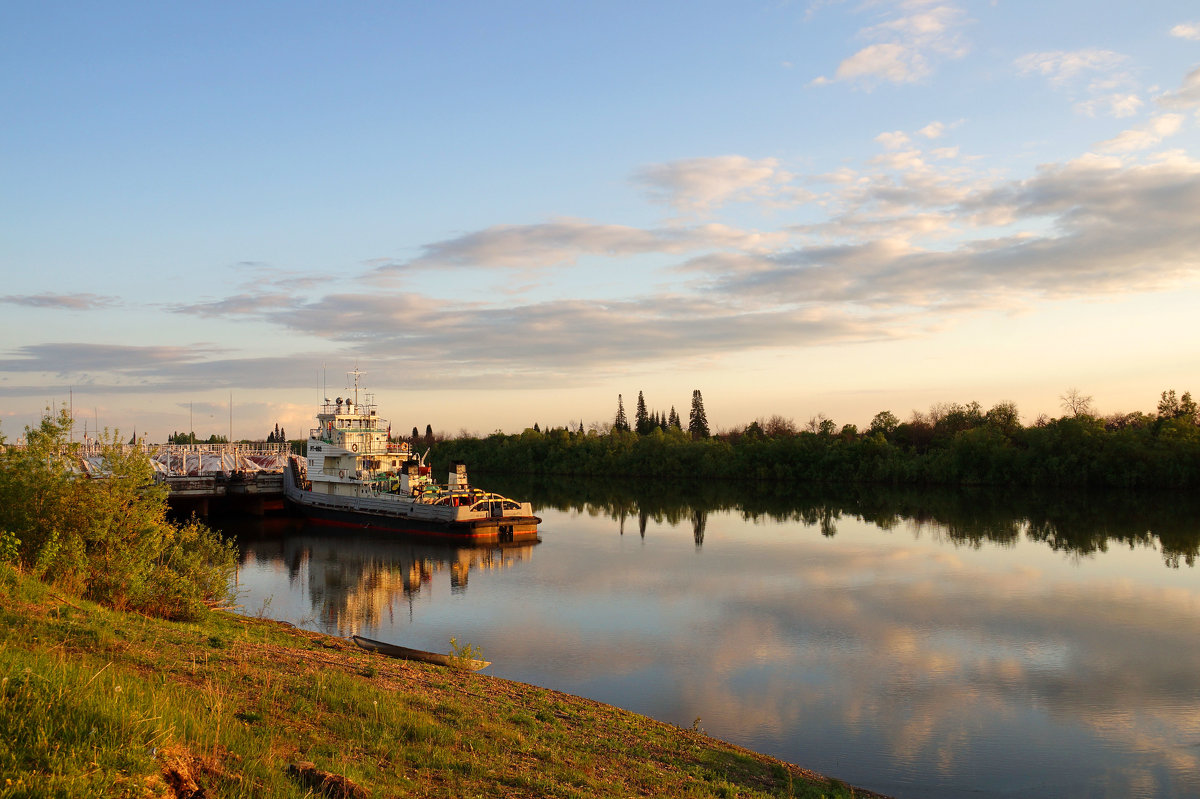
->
xmin=168 ymin=293 xmax=300 ymax=318
xmin=0 ymin=343 xmax=224 ymax=374
xmin=1015 ymin=49 xmax=1144 ymax=117
xmin=1014 ymin=49 xmax=1130 ymax=87
xmin=370 ymin=217 xmax=782 ymax=274
xmin=812 ymin=2 xmax=971 ymax=88
xmin=695 ymin=156 xmax=1200 ymax=311
xmin=0 ymin=345 xmax=341 ymax=397
xmin=633 ymin=156 xmax=806 ymax=213
xmin=918 ymin=121 xmax=946 ymax=139
xmin=1078 ymin=93 xmax=1143 ymax=118
xmin=1094 ymin=114 xmax=1184 ymax=153
xmin=1158 ymin=65 xmax=1200 ymax=110
xmin=1170 ymin=22 xmax=1200 ymax=41
xmin=0 ymin=293 xmax=120 ymax=310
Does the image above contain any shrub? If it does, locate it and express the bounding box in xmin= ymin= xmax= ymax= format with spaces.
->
xmin=0 ymin=408 xmax=236 ymax=620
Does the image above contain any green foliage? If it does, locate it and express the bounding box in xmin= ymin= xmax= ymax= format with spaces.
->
xmin=688 ymin=390 xmax=710 ymax=438
xmin=0 ymin=408 xmax=236 ymax=619
xmin=431 ymin=389 xmax=1200 ymax=489
xmin=448 ymin=637 xmax=484 ymax=670
xmin=614 ymin=394 xmax=631 ymax=433
xmin=0 ymin=530 xmax=20 ymax=565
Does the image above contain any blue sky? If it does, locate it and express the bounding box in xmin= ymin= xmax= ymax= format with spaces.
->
xmin=3 ymin=1 xmax=1199 ymax=441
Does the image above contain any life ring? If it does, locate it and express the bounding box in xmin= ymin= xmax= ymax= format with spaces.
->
xmin=351 ymin=443 xmax=358 ymax=452
xmin=339 ymin=470 xmax=346 ymax=478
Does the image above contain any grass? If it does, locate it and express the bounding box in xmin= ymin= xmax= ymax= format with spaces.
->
xmin=0 ymin=564 xmax=886 ymax=798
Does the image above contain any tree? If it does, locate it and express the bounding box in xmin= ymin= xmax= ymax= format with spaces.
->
xmin=635 ymin=391 xmax=652 ymax=435
xmin=411 ymin=426 xmax=419 ymax=440
xmin=614 ymin=394 xmax=630 ymax=432
xmin=1183 ymin=392 xmax=1199 ymax=424
xmin=668 ymin=406 xmax=681 ymax=429
xmin=985 ymin=402 xmax=1020 ymax=435
xmin=425 ymin=424 xmax=433 ymax=440
xmin=868 ymin=410 xmax=900 ymax=437
xmin=688 ymin=390 xmax=709 ymax=438
xmin=1060 ymin=387 xmax=1094 ymax=417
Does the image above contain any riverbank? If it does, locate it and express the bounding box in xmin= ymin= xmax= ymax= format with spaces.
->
xmin=0 ymin=565 xmax=886 ymax=798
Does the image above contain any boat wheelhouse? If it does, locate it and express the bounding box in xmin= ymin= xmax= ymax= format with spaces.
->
xmin=283 ymin=372 xmax=540 ymax=543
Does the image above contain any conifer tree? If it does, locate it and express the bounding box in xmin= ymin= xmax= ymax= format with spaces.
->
xmin=614 ymin=394 xmax=630 ymax=432
xmin=688 ymin=390 xmax=710 ymax=438
xmin=425 ymin=424 xmax=433 ymax=440
xmin=635 ymin=391 xmax=652 ymax=435
xmin=411 ymin=426 xmax=419 ymax=440
xmin=669 ymin=406 xmax=681 ymax=429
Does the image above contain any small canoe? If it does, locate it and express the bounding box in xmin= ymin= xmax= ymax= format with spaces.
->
xmin=351 ymin=635 xmax=490 ymax=671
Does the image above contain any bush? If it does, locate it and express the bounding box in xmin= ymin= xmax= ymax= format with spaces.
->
xmin=0 ymin=408 xmax=236 ymax=620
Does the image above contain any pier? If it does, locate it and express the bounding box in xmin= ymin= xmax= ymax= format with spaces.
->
xmin=74 ymin=442 xmax=291 ymax=516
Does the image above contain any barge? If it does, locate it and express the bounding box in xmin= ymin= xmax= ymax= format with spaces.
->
xmin=283 ymin=372 xmax=540 ymax=543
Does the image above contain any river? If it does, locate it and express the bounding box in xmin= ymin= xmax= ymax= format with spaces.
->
xmin=223 ymin=480 xmax=1200 ymax=798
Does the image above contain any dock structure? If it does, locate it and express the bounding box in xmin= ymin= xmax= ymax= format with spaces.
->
xmin=74 ymin=442 xmax=291 ymax=516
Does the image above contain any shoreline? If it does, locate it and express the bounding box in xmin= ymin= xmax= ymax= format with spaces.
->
xmin=1 ymin=565 xmax=891 ymax=798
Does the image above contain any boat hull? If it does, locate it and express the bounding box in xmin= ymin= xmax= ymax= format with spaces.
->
xmin=284 ymin=461 xmax=540 ymax=543
xmin=351 ymin=635 xmax=490 ymax=670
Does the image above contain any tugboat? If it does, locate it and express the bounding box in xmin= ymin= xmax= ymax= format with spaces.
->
xmin=283 ymin=372 xmax=540 ymax=543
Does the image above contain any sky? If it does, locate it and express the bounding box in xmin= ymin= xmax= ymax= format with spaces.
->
xmin=2 ymin=1 xmax=1199 ymax=442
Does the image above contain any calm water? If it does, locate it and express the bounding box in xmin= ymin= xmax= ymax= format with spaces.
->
xmin=225 ymin=482 xmax=1200 ymax=799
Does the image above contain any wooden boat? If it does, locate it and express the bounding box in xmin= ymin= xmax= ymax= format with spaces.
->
xmin=351 ymin=635 xmax=491 ymax=671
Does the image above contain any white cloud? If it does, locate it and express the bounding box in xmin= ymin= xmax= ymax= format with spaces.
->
xmin=918 ymin=121 xmax=946 ymax=139
xmin=1015 ymin=49 xmax=1130 ymax=87
xmin=812 ymin=2 xmax=970 ymax=87
xmin=1094 ymin=114 xmax=1184 ymax=153
xmin=1169 ymin=22 xmax=1200 ymax=41
xmin=633 ymin=156 xmax=806 ymax=213
xmin=876 ymin=131 xmax=913 ymax=150
xmin=1078 ymin=93 xmax=1144 ymax=118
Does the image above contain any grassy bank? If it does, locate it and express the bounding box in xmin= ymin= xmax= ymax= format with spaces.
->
xmin=0 ymin=566 xmax=883 ymax=799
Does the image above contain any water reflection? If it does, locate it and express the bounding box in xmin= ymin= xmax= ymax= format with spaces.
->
xmin=225 ymin=483 xmax=1200 ymax=798
xmin=488 ymin=475 xmax=1200 ymax=569
xmin=236 ymin=522 xmax=539 ymax=635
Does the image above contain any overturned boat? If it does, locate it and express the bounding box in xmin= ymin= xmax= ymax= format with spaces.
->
xmin=283 ymin=376 xmax=540 ymax=543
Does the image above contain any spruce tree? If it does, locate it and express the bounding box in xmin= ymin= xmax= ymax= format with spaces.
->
xmin=614 ymin=394 xmax=630 ymax=432
xmin=688 ymin=390 xmax=710 ymax=438
xmin=669 ymin=406 xmax=681 ymax=429
xmin=635 ymin=391 xmax=651 ymax=435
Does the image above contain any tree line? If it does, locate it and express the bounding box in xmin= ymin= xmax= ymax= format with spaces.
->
xmin=429 ymin=388 xmax=1200 ymax=489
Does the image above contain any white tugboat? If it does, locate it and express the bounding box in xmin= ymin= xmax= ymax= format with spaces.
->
xmin=283 ymin=372 xmax=540 ymax=543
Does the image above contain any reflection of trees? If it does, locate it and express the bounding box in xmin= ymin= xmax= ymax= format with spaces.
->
xmin=692 ymin=509 xmax=706 ymax=548
xmin=236 ymin=529 xmax=538 ymax=635
xmin=478 ymin=473 xmax=1200 ymax=568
